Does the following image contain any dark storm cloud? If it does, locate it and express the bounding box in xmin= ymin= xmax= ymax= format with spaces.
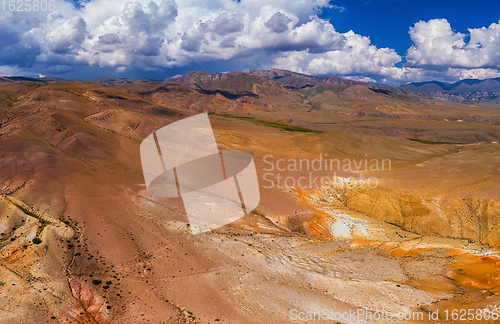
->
xmin=121 ymin=0 xmax=178 ymax=34
xmin=180 ymin=30 xmax=204 ymax=52
xmin=135 ymin=36 xmax=165 ymax=56
xmin=180 ymin=13 xmax=244 ymax=52
xmin=98 ymin=34 xmax=121 ymax=45
xmin=211 ymin=13 xmax=244 ymax=36
xmin=265 ymin=12 xmax=292 ymax=33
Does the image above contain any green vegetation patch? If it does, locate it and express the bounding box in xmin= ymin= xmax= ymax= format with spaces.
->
xmin=407 ymin=138 xmax=462 ymax=145
xmin=219 ymin=115 xmax=322 ymax=133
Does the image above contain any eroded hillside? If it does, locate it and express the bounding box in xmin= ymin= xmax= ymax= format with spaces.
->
xmin=0 ymin=78 xmax=500 ymax=323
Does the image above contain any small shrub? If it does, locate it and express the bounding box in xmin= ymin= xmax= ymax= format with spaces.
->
xmin=92 ymin=279 xmax=102 ymax=286
xmin=32 ymin=238 xmax=42 ymax=244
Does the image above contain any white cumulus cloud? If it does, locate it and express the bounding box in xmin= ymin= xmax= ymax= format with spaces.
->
xmin=273 ymin=30 xmax=402 ymax=80
xmin=407 ymin=18 xmax=500 ymax=70
xmin=2 ymin=1 xmax=500 ymax=85
xmin=0 ymin=0 xmax=395 ymax=79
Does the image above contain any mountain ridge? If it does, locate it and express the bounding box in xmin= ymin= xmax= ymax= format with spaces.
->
xmin=402 ymin=78 xmax=500 ymax=103
xmin=4 ymin=70 xmax=500 ymax=104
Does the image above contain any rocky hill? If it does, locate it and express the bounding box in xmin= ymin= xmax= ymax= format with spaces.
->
xmin=1 ymin=76 xmax=500 ymax=322
xmin=246 ymin=68 xmax=366 ymax=89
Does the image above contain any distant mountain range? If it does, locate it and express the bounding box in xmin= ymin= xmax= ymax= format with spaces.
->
xmin=164 ymin=69 xmax=500 ymax=104
xmin=0 ymin=76 xmax=151 ymax=85
xmin=162 ymin=69 xmax=436 ymax=107
xmin=401 ymin=78 xmax=500 ymax=103
xmin=3 ymin=69 xmax=500 ymax=104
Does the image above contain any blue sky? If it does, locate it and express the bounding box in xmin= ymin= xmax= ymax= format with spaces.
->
xmin=323 ymin=0 xmax=500 ymax=62
xmin=1 ymin=0 xmax=500 ymax=85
